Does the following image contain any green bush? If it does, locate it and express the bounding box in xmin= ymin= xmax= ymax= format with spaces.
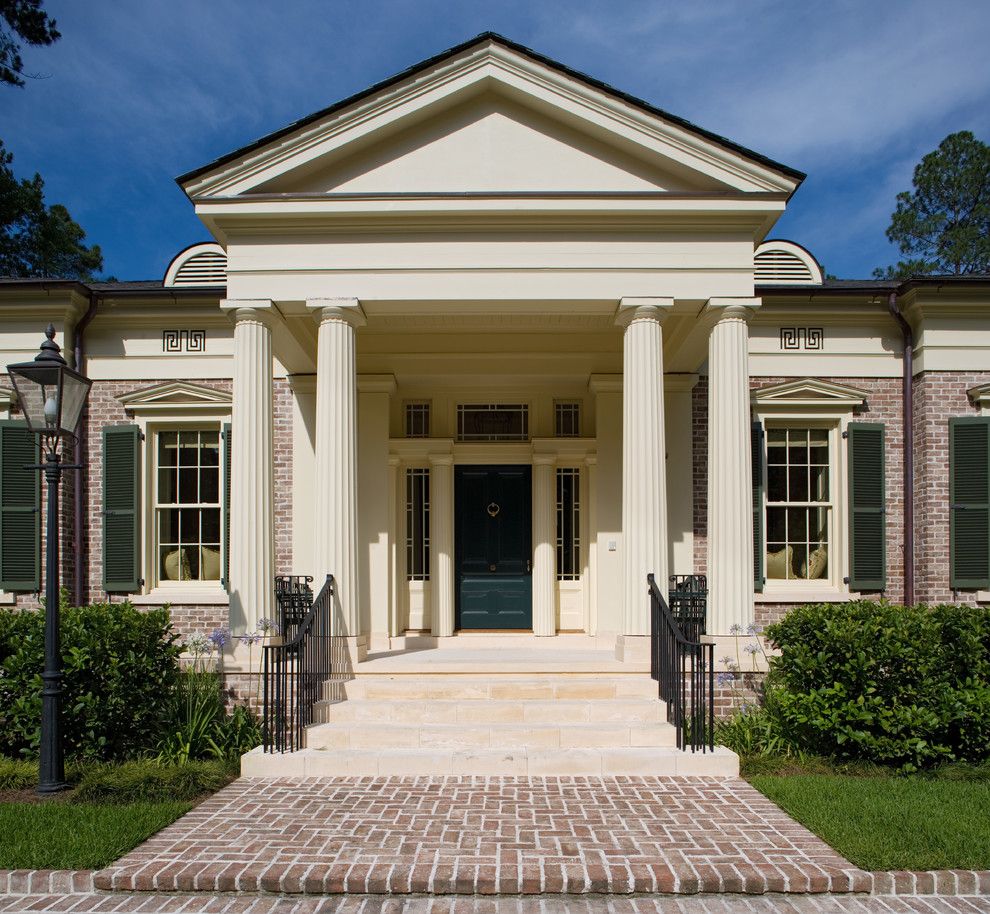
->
xmin=764 ymin=601 xmax=990 ymax=771
xmin=72 ymin=759 xmax=232 ymax=803
xmin=0 ymin=600 xmax=182 ymax=760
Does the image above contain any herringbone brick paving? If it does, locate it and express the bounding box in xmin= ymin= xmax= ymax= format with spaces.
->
xmin=94 ymin=777 xmax=872 ymax=896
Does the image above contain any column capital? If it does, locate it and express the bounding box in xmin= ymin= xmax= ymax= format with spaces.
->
xmin=307 ymin=297 xmax=367 ymax=329
xmin=615 ymin=297 xmax=674 ymax=329
xmin=429 ymin=453 xmax=454 ymax=467
xmin=705 ymin=297 xmax=761 ymax=323
xmin=220 ymin=299 xmax=277 ymax=326
xmin=533 ymin=454 xmax=556 ymax=467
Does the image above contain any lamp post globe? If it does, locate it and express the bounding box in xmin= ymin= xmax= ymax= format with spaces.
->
xmin=7 ymin=324 xmax=92 ymax=793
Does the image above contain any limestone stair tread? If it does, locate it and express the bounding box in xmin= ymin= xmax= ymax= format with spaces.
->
xmin=241 ymin=745 xmax=740 ymax=777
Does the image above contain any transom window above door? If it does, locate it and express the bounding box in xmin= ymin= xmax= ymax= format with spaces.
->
xmin=456 ymin=404 xmax=529 ymax=441
xmin=765 ymin=427 xmax=830 ymax=581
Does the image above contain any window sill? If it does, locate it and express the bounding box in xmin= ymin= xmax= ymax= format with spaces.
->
xmin=133 ymin=587 xmax=229 ymax=606
xmin=977 ymin=591 xmax=990 ymax=604
xmin=756 ymin=586 xmax=853 ymax=603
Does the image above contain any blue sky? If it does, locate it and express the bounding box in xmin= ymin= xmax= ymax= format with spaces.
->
xmin=4 ymin=0 xmax=990 ymax=281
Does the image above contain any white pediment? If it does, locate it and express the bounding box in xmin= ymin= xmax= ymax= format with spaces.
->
xmin=119 ymin=381 xmax=232 ymax=414
xmin=969 ymin=383 xmax=990 ymax=409
xmin=752 ymin=379 xmax=869 ymax=409
xmin=183 ymin=36 xmax=801 ymax=199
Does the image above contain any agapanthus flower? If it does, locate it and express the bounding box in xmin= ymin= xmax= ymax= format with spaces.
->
xmin=209 ymin=627 xmax=231 ymax=650
xmin=746 ymin=623 xmax=763 ymax=636
xmin=744 ymin=642 xmax=760 ymax=654
xmin=257 ymin=617 xmax=280 ymax=635
xmin=716 ymin=671 xmax=736 ymax=687
xmin=239 ymin=631 xmax=264 ymax=646
xmin=185 ymin=632 xmax=210 ymax=655
xmin=729 ymin=623 xmax=743 ymax=635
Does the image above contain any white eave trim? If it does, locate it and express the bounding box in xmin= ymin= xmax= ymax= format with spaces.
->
xmin=184 ymin=43 xmax=799 ymax=199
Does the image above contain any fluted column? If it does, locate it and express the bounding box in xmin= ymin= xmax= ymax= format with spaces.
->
xmin=308 ymin=298 xmax=365 ymax=649
xmin=532 ymin=455 xmax=556 ymax=637
xmin=388 ymin=456 xmax=400 ymax=637
xmin=618 ymin=297 xmax=672 ymax=637
xmin=429 ymin=454 xmax=455 ymax=637
xmin=706 ymin=298 xmax=760 ymax=634
xmin=224 ymin=302 xmax=275 ymax=634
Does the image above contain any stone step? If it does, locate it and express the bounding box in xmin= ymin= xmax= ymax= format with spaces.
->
xmin=241 ymin=745 xmax=740 ymax=777
xmin=314 ymin=697 xmax=666 ymax=725
xmin=304 ymin=719 xmax=679 ymax=750
xmin=337 ymin=675 xmax=658 ymax=701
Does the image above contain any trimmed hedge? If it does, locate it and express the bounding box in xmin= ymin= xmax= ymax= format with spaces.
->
xmin=764 ymin=601 xmax=990 ymax=770
xmin=0 ymin=601 xmax=182 ymax=760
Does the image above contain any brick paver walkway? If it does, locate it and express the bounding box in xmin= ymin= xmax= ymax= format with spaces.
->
xmin=94 ymin=777 xmax=873 ymax=896
xmin=0 ymin=892 xmax=987 ymax=913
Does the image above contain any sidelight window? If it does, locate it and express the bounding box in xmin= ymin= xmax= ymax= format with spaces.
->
xmin=556 ymin=467 xmax=580 ymax=580
xmin=406 ymin=468 xmax=430 ymax=580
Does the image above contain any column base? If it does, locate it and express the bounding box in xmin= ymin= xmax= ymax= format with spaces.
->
xmin=615 ymin=634 xmax=651 ymax=663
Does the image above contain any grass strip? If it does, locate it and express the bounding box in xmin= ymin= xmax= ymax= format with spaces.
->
xmin=750 ymin=774 xmax=990 ymax=871
xmin=0 ymin=800 xmax=192 ymax=870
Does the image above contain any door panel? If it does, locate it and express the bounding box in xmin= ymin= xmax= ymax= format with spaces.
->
xmin=455 ymin=465 xmax=532 ymax=630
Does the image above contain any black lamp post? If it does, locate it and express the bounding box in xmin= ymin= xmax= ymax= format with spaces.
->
xmin=7 ymin=324 xmax=92 ymax=793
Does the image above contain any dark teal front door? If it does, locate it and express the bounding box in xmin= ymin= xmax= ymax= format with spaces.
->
xmin=455 ymin=465 xmax=532 ymax=630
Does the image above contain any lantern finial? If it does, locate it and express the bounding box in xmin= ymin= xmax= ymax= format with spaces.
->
xmin=35 ymin=324 xmax=66 ymax=365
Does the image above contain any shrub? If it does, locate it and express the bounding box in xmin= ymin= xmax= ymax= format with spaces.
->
xmin=764 ymin=601 xmax=990 ymax=771
xmin=0 ymin=600 xmax=182 ymax=760
xmin=72 ymin=759 xmax=232 ymax=803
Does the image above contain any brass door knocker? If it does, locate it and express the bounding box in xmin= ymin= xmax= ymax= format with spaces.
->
xmin=487 ymin=502 xmax=500 ymax=517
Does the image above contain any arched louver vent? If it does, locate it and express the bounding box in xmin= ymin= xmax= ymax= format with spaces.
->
xmin=163 ymin=243 xmax=227 ymax=287
xmin=754 ymin=240 xmax=823 ymax=285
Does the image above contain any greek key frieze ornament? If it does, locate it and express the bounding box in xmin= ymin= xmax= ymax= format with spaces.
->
xmin=487 ymin=502 xmax=500 ymax=518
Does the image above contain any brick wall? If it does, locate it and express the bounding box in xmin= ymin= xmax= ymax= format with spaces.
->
xmin=914 ymin=370 xmax=990 ymax=605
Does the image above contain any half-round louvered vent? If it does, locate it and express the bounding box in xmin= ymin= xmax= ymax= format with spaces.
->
xmin=754 ymin=240 xmax=823 ymax=285
xmin=163 ymin=243 xmax=227 ymax=287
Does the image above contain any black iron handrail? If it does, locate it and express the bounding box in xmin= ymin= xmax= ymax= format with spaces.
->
xmin=274 ymin=574 xmax=314 ymax=642
xmin=648 ymin=572 xmax=714 ymax=753
xmin=263 ymin=573 xmax=334 ymax=753
xmin=668 ymin=573 xmax=708 ymax=644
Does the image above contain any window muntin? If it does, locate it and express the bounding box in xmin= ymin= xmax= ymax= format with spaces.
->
xmin=155 ymin=430 xmax=221 ymax=583
xmin=456 ymin=404 xmax=529 ymax=441
xmin=406 ymin=468 xmax=430 ymax=581
xmin=405 ymin=402 xmax=430 ymax=438
xmin=765 ymin=427 xmax=830 ymax=581
xmin=554 ymin=402 xmax=581 ymax=438
xmin=556 ymin=467 xmax=580 ymax=581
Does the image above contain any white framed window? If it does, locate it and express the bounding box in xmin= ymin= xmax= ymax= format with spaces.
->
xmin=154 ymin=429 xmax=223 ymax=583
xmin=554 ymin=402 xmax=581 ymax=438
xmin=405 ymin=402 xmax=431 ymax=438
xmin=456 ymin=404 xmax=529 ymax=441
xmin=406 ymin=468 xmax=430 ymax=581
xmin=765 ymin=427 xmax=830 ymax=582
xmin=556 ymin=467 xmax=580 ymax=580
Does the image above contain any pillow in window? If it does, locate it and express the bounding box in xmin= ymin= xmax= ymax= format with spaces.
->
xmin=801 ymin=545 xmax=828 ymax=580
xmin=164 ymin=547 xmax=192 ymax=581
xmin=201 ymin=546 xmax=221 ymax=581
xmin=766 ymin=545 xmax=793 ymax=579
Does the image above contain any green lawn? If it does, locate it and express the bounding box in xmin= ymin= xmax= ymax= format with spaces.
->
xmin=750 ymin=773 xmax=990 ymax=871
xmin=0 ymin=800 xmax=192 ymax=869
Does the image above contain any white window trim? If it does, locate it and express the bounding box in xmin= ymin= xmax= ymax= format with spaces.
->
xmin=120 ymin=384 xmax=231 ymax=605
xmin=752 ymin=379 xmax=870 ymax=603
xmin=0 ymin=390 xmax=17 ymax=604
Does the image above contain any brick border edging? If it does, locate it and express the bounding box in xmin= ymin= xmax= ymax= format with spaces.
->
xmin=0 ymin=870 xmax=95 ymax=894
xmin=3 ymin=868 xmax=988 ymax=898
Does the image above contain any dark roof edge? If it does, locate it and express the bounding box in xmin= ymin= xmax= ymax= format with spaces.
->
xmin=759 ymin=273 xmax=990 ymax=296
xmin=175 ymin=31 xmax=806 ymax=190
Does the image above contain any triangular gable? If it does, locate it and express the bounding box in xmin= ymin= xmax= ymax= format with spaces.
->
xmin=752 ymin=379 xmax=869 ymax=409
xmin=969 ymin=382 xmax=990 ymax=409
xmin=180 ymin=33 xmax=803 ymax=199
xmin=119 ymin=381 xmax=232 ymax=414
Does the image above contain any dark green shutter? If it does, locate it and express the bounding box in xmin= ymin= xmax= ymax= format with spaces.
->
xmin=0 ymin=421 xmax=40 ymax=591
xmin=221 ymin=422 xmax=231 ymax=592
xmin=949 ymin=417 xmax=990 ymax=590
xmin=752 ymin=421 xmax=764 ymax=592
xmin=102 ymin=425 xmax=141 ymax=592
xmin=848 ymin=422 xmax=886 ymax=592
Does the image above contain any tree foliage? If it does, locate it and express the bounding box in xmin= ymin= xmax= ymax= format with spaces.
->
xmin=0 ymin=0 xmax=59 ymax=87
xmin=0 ymin=138 xmax=103 ymax=279
xmin=874 ymin=131 xmax=990 ymax=279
